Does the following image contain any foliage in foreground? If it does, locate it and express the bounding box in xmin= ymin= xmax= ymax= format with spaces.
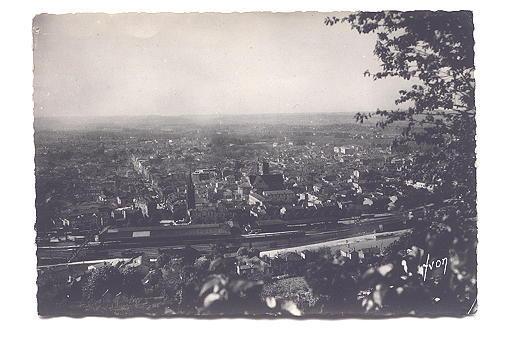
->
xmin=325 ymin=10 xmax=477 ymax=313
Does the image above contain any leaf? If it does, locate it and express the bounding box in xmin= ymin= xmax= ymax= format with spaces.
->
xmin=265 ymin=297 xmax=277 ymax=309
xmin=281 ymin=301 xmax=302 ymax=317
xmin=203 ymin=292 xmax=222 ymax=308
xmin=377 ymin=264 xmax=394 ymax=277
xmin=199 ymin=275 xmax=226 ymax=297
xmin=372 ymin=284 xmax=387 ymax=308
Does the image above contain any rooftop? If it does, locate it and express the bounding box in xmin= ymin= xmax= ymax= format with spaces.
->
xmin=100 ymin=223 xmax=231 ymax=240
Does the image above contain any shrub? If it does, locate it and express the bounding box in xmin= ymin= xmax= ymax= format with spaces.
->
xmin=83 ymin=265 xmax=123 ymax=300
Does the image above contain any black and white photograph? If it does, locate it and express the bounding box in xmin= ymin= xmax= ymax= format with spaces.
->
xmin=32 ymin=10 xmax=478 ymax=319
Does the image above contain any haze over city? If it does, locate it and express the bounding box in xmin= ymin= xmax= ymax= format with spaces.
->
xmin=33 ymin=12 xmax=410 ymax=120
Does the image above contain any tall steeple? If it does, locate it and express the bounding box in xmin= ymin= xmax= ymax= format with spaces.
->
xmin=261 ymin=160 xmax=270 ymax=175
xmin=257 ymin=158 xmax=270 ymax=175
xmin=186 ymin=171 xmax=195 ymax=210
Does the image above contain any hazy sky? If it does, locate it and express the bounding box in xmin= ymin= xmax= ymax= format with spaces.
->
xmin=33 ymin=12 xmax=409 ymax=118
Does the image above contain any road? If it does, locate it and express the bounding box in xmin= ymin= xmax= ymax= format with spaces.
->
xmin=260 ymin=229 xmax=410 ymax=257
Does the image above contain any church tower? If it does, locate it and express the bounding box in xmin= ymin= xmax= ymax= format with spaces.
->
xmin=258 ymin=159 xmax=270 ymax=175
xmin=186 ymin=172 xmax=195 ymax=209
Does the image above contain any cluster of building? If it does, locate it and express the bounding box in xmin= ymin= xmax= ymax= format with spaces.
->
xmin=35 ymin=122 xmax=437 ymax=245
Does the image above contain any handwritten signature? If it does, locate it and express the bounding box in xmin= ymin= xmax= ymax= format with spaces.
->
xmin=421 ymin=253 xmax=448 ymax=282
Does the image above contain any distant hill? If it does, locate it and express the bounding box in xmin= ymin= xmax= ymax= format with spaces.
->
xmin=34 ymin=112 xmax=380 ymax=131
xmin=34 ymin=115 xmax=189 ymax=131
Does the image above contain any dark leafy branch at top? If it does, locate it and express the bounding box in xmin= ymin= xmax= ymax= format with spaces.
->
xmin=326 ymin=11 xmax=476 ymax=207
xmin=325 ymin=11 xmax=475 ymax=132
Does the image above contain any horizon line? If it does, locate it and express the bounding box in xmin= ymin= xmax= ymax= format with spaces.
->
xmin=34 ymin=110 xmax=384 ymax=120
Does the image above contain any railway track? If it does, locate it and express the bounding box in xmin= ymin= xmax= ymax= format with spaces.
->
xmin=37 ymin=212 xmax=410 ymax=266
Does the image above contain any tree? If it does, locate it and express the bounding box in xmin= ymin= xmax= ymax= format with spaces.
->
xmin=83 ymin=265 xmax=123 ymax=299
xmin=182 ymin=246 xmax=199 ymax=266
xmin=198 ymin=274 xmax=302 ymax=317
xmin=247 ymin=247 xmax=260 ymax=258
xmin=210 ymin=243 xmax=226 ymax=259
xmin=327 ymin=11 xmax=476 ymax=209
xmin=304 ymin=253 xmax=360 ymax=314
xmin=156 ymin=249 xmax=174 ymax=268
xmin=121 ymin=267 xmax=145 ymax=297
xmin=236 ymin=246 xmax=249 ymax=257
xmin=194 ymin=255 xmax=210 ymax=273
xmin=325 ymin=11 xmax=477 ymax=315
